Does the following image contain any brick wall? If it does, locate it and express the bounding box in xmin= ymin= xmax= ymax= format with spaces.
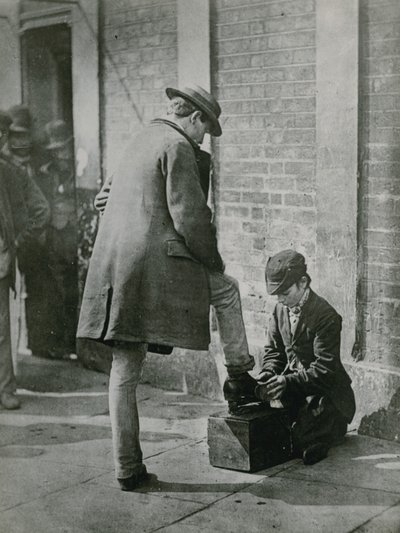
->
xmin=102 ymin=0 xmax=178 ymax=175
xmin=359 ymin=0 xmax=400 ymax=367
xmin=211 ymin=0 xmax=317 ymax=352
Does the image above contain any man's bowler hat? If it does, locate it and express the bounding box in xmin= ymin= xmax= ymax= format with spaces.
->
xmin=8 ymin=105 xmax=32 ymax=133
xmin=45 ymin=120 xmax=73 ymax=150
xmin=265 ymin=250 xmax=308 ymax=295
xmin=165 ymin=85 xmax=222 ymax=137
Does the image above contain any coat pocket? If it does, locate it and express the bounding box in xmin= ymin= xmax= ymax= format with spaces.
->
xmin=166 ymin=239 xmax=199 ymax=263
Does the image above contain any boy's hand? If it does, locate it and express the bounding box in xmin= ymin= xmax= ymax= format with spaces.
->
xmin=265 ymin=375 xmax=286 ymax=400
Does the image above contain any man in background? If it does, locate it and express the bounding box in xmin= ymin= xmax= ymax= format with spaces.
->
xmin=38 ymin=120 xmax=78 ymax=360
xmin=1 ymin=105 xmax=51 ymax=360
xmin=0 ymin=110 xmax=49 ymax=409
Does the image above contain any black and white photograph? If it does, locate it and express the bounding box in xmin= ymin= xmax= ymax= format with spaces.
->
xmin=0 ymin=0 xmax=399 ymax=531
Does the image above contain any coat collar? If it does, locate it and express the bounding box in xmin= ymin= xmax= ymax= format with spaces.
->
xmin=291 ymin=289 xmax=319 ymax=341
xmin=150 ymin=118 xmax=200 ymax=152
xmin=277 ymin=288 xmax=318 ymax=343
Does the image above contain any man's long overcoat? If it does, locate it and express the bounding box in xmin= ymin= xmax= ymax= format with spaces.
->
xmin=77 ymin=120 xmax=223 ymax=351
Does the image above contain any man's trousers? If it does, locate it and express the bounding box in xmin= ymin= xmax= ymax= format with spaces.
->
xmin=109 ymin=271 xmax=254 ymax=479
xmin=0 ymin=277 xmax=17 ymax=395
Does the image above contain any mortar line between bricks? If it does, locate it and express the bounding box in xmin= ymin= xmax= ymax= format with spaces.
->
xmin=217 ymin=80 xmax=315 ymax=87
xmin=364 ymin=54 xmax=400 ymax=61
xmin=217 ymin=46 xmax=315 ymax=58
xmin=215 ymin=28 xmax=315 ymax=41
xmin=273 ymin=471 xmax=400 ymax=497
xmin=216 ymin=80 xmax=316 ymax=87
xmin=348 ymin=496 xmax=400 ymax=533
xmin=105 ymin=6 xmax=176 ymax=20
xmin=365 ymin=18 xmax=400 ymax=26
xmin=223 ymin=112 xmax=316 ymax=117
xmin=105 ymin=18 xmax=177 ymax=29
xmin=362 ymin=36 xmax=400 ymax=44
xmin=365 ymin=74 xmax=400 ymax=80
xmin=216 ymin=14 xmax=317 ymax=27
xmin=217 ymin=0 xmax=314 ymax=9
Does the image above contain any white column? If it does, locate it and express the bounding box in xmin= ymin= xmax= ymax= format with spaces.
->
xmin=315 ymin=0 xmax=359 ymax=358
xmin=177 ymin=0 xmax=210 ymax=90
xmin=0 ymin=0 xmax=22 ymax=108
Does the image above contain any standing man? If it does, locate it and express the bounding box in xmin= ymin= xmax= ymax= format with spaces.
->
xmin=0 ymin=111 xmax=19 ymax=410
xmin=256 ymin=250 xmax=356 ymax=465
xmin=78 ymin=85 xmax=256 ymax=490
xmin=0 ymin=110 xmax=49 ymax=409
xmin=2 ymin=105 xmax=51 ymax=360
xmin=38 ymin=120 xmax=78 ymax=359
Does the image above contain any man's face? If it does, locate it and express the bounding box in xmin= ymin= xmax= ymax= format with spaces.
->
xmin=8 ymin=132 xmax=32 ymax=162
xmin=185 ymin=112 xmax=211 ymax=144
xmin=53 ymin=144 xmax=73 ymax=162
xmin=276 ymin=278 xmax=307 ymax=308
xmin=51 ymin=143 xmax=73 ymax=172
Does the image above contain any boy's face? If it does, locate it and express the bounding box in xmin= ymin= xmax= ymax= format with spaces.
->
xmin=276 ymin=277 xmax=308 ymax=308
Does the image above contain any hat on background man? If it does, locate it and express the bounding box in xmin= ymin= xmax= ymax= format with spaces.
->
xmin=165 ymin=85 xmax=222 ymax=137
xmin=45 ymin=120 xmax=73 ymax=150
xmin=7 ymin=105 xmax=33 ymax=151
xmin=8 ymin=105 xmax=32 ymax=133
xmin=265 ymin=250 xmax=308 ymax=295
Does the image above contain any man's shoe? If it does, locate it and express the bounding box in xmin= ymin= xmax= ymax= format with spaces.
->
xmin=117 ymin=464 xmax=148 ymax=491
xmin=223 ymin=373 xmax=258 ymax=413
xmin=302 ymin=442 xmax=329 ymax=465
xmin=1 ymin=392 xmax=21 ymax=410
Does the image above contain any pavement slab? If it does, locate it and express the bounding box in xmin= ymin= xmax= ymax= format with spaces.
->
xmin=1 ymin=357 xmax=399 ymax=532
xmin=0 ymin=439 xmax=114 ymax=470
xmin=354 ymin=502 xmax=400 ymax=532
xmin=89 ymin=439 xmax=268 ymax=504
xmin=0 ymin=482 xmax=204 ymax=533
xmin=277 ymin=434 xmax=400 ymax=494
xmin=157 ymin=477 xmax=400 ymax=533
xmin=0 ymin=456 xmax=107 ymax=511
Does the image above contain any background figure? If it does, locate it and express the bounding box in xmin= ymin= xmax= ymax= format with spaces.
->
xmin=3 ymin=105 xmax=52 ymax=360
xmin=0 ymin=111 xmax=20 ymax=410
xmin=38 ymin=120 xmax=78 ymax=359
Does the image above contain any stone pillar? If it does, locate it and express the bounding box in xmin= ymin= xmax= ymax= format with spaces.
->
xmin=0 ymin=0 xmax=22 ymax=108
xmin=177 ymin=0 xmax=210 ymax=90
xmin=315 ymin=0 xmax=359 ymax=359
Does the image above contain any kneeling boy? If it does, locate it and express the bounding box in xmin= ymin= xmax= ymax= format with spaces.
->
xmin=256 ymin=250 xmax=356 ymax=465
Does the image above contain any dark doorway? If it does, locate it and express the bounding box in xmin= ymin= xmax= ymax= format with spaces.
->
xmin=21 ymin=23 xmax=73 ymax=148
xmin=20 ymin=23 xmax=79 ymax=360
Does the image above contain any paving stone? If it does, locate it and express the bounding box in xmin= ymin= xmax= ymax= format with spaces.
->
xmin=90 ymin=440 xmax=267 ymax=504
xmin=0 ymin=439 xmax=114 ymax=470
xmin=158 ymin=477 xmax=400 ymax=533
xmin=15 ymin=390 xmax=109 ymax=418
xmin=0 ymin=482 xmax=204 ymax=533
xmin=0 ymin=456 xmax=106 ymax=509
xmin=277 ymin=434 xmax=400 ymax=494
xmin=355 ymin=502 xmax=400 ymax=532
